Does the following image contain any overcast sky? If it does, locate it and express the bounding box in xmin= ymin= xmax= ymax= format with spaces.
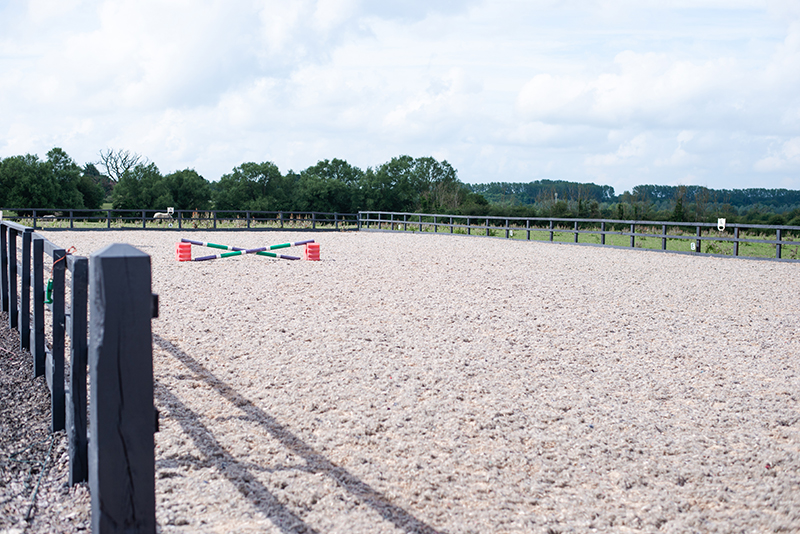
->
xmin=1 ymin=0 xmax=799 ymax=194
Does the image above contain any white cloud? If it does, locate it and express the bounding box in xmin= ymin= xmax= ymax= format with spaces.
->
xmin=1 ymin=0 xmax=800 ymax=193
xmin=754 ymin=137 xmax=800 ymax=171
xmin=518 ymin=51 xmax=745 ymax=129
xmin=585 ymin=133 xmax=649 ymax=166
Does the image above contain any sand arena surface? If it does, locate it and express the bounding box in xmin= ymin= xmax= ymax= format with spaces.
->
xmin=36 ymin=229 xmax=800 ymax=533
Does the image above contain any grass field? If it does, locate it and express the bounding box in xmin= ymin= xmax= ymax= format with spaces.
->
xmin=367 ymin=220 xmax=800 ymax=260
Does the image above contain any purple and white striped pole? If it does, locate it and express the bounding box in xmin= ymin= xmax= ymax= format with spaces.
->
xmin=180 ymin=238 xmax=314 ymax=261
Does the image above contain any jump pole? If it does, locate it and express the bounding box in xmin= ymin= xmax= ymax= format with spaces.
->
xmin=180 ymin=238 xmax=315 ymax=261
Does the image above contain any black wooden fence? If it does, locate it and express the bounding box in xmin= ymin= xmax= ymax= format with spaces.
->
xmin=358 ymin=211 xmax=800 ymax=261
xmin=4 ymin=207 xmax=799 ymax=261
xmin=0 ymin=208 xmax=359 ymax=231
xmin=1 ymin=219 xmax=156 ymax=533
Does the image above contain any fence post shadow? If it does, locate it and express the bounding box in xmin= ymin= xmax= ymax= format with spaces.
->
xmin=153 ymin=334 xmax=445 ymax=534
xmin=153 ymin=381 xmax=321 ymax=534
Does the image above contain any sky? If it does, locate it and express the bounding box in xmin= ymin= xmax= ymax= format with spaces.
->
xmin=1 ymin=0 xmax=799 ymax=195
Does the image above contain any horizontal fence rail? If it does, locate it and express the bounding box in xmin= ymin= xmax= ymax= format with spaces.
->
xmin=4 ymin=208 xmax=799 ymax=261
xmin=358 ymin=211 xmax=800 ymax=262
xmin=1 ymin=219 xmax=157 ymax=532
xmin=0 ymin=208 xmax=359 ymax=232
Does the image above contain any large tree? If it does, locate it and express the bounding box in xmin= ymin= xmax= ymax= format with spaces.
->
xmin=111 ymin=162 xmax=168 ymax=209
xmin=163 ymin=169 xmax=212 ymax=210
xmin=297 ymin=159 xmax=364 ymax=213
xmin=0 ymin=148 xmax=105 ymax=210
xmin=98 ymin=148 xmax=146 ymax=183
xmin=47 ymin=148 xmax=84 ymax=208
xmin=213 ymin=161 xmax=288 ymax=211
xmin=0 ymin=154 xmax=57 ymax=209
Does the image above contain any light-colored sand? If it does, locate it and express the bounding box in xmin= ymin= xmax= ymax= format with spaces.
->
xmin=40 ymin=230 xmax=800 ymax=533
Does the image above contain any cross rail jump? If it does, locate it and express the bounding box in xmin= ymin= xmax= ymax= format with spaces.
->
xmin=177 ymin=238 xmax=316 ymax=261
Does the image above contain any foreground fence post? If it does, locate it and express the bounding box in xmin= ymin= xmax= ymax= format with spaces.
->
xmin=49 ymin=248 xmax=66 ymax=432
xmin=21 ymin=229 xmax=32 ymax=350
xmin=1 ymin=223 xmax=7 ymax=313
xmin=68 ymin=256 xmax=89 ymax=486
xmin=32 ymin=237 xmax=45 ymax=377
xmin=8 ymin=226 xmax=17 ymax=329
xmin=89 ymin=244 xmax=155 ymax=534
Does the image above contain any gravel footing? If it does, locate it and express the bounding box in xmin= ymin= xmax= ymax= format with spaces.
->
xmin=2 ymin=230 xmax=800 ymax=533
xmin=0 ymin=313 xmax=90 ymax=534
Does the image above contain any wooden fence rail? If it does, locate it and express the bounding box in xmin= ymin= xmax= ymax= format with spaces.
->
xmin=1 ymin=220 xmax=157 ymax=533
xmin=358 ymin=211 xmax=800 ymax=261
xmin=0 ymin=208 xmax=359 ymax=231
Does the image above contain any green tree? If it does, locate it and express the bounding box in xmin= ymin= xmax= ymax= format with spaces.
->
xmin=76 ymin=174 xmax=105 ymax=209
xmin=213 ymin=161 xmax=286 ymax=211
xmin=413 ymin=157 xmax=463 ymax=212
xmin=297 ymin=159 xmax=364 ymax=212
xmin=0 ymin=154 xmax=58 ymax=209
xmin=45 ymin=148 xmax=84 ymax=208
xmin=112 ymin=163 xmax=168 ymax=209
xmin=361 ymin=156 xmax=417 ymax=212
xmin=83 ymin=163 xmax=114 ymax=201
xmin=163 ymin=169 xmax=212 ymax=210
xmin=671 ymin=186 xmax=687 ymax=222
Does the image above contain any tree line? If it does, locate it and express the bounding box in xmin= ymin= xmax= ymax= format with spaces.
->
xmin=468 ymin=181 xmax=800 ymax=226
xmin=2 ymin=147 xmax=799 ymax=225
xmin=0 ymin=148 xmax=487 ymax=215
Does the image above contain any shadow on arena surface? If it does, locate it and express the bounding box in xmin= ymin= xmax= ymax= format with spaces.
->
xmin=154 ymin=335 xmax=443 ymax=534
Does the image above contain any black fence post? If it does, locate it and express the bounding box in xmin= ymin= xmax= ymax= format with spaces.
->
xmin=33 ymin=237 xmax=45 ymax=377
xmin=574 ymin=221 xmax=579 ymax=243
xmin=601 ymin=222 xmax=606 ymax=245
xmin=107 ymin=210 xmax=111 ymax=229
xmin=68 ymin=256 xmax=89 ymax=486
xmin=89 ymin=244 xmax=155 ymax=534
xmin=629 ymin=224 xmax=635 ymax=248
xmin=8 ymin=227 xmax=18 ymax=329
xmin=549 ymin=220 xmax=554 ymax=242
xmin=696 ymin=226 xmax=702 ymax=253
xmin=0 ymin=223 xmax=6 ymax=313
xmin=49 ymin=248 xmax=66 ymax=432
xmin=661 ymin=225 xmax=667 ymax=251
xmin=21 ymin=229 xmax=32 ymax=350
xmin=776 ymin=229 xmax=782 ymax=259
xmin=734 ymin=227 xmax=740 ymax=257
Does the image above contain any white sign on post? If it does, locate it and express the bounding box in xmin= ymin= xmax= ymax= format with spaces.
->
xmin=717 ymin=218 xmax=726 ymax=232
